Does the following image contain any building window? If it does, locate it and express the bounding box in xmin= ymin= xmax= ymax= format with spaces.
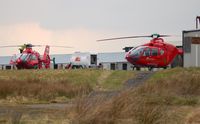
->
xmin=122 ymin=63 xmax=127 ymax=70
xmin=110 ymin=63 xmax=116 ymax=70
xmin=183 ymin=37 xmax=191 ymax=53
xmin=6 ymin=66 xmax=11 ymax=70
xmin=91 ymin=54 xmax=97 ymax=65
xmin=54 ymin=64 xmax=58 ymax=69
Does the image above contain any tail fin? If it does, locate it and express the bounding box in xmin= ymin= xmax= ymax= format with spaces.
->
xmin=43 ymin=45 xmax=50 ymax=60
xmin=43 ymin=45 xmax=50 ymax=68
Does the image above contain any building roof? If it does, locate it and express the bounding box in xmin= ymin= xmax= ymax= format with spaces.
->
xmin=183 ymin=29 xmax=200 ymax=33
xmin=97 ymin=52 xmax=127 ymax=63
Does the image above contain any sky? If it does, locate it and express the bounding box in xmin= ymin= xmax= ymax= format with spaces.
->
xmin=0 ymin=0 xmax=200 ymax=56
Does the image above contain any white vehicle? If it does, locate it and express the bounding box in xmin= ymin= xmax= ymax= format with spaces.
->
xmin=69 ymin=52 xmax=97 ymax=69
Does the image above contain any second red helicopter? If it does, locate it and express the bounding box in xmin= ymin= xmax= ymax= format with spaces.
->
xmin=1 ymin=44 xmax=71 ymax=69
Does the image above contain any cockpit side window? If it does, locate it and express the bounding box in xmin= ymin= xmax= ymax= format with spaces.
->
xmin=30 ymin=54 xmax=37 ymax=60
xmin=131 ymin=46 xmax=146 ymax=57
xmin=20 ymin=53 xmax=30 ymax=61
xmin=160 ymin=49 xmax=165 ymax=55
xmin=152 ymin=48 xmax=158 ymax=56
xmin=143 ymin=48 xmax=151 ymax=56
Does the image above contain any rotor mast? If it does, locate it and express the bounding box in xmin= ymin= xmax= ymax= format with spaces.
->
xmin=196 ymin=16 xmax=200 ymax=29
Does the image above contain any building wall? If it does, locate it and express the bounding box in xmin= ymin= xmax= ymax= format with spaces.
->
xmin=183 ymin=30 xmax=200 ymax=67
xmin=184 ymin=44 xmax=200 ymax=67
xmin=115 ymin=62 xmax=133 ymax=70
xmin=127 ymin=63 xmax=134 ymax=70
xmin=101 ymin=62 xmax=133 ymax=70
xmin=50 ymin=63 xmax=69 ymax=69
xmin=0 ymin=65 xmax=15 ymax=70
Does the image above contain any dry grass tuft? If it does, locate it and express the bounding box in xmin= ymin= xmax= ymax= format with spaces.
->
xmin=69 ymin=68 xmax=200 ymax=124
xmin=0 ymin=69 xmax=134 ymax=103
xmin=185 ymin=107 xmax=200 ymax=124
xmin=71 ymin=89 xmax=166 ymax=124
xmin=0 ymin=79 xmax=92 ymax=102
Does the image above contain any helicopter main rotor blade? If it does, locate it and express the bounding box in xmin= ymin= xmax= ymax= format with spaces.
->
xmin=0 ymin=44 xmax=73 ymax=48
xmin=158 ymin=35 xmax=175 ymax=37
xmin=97 ymin=35 xmax=152 ymax=41
xmin=34 ymin=45 xmax=73 ymax=48
xmin=0 ymin=44 xmax=41 ymax=48
xmin=49 ymin=45 xmax=73 ymax=48
xmin=32 ymin=45 xmax=43 ymax=47
xmin=97 ymin=34 xmax=179 ymax=42
xmin=0 ymin=45 xmax=22 ymax=48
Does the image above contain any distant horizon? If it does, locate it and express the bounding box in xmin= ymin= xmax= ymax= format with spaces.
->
xmin=0 ymin=50 xmax=130 ymax=57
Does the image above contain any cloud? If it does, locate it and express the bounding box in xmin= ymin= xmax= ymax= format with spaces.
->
xmin=0 ymin=22 xmax=144 ymax=56
xmin=0 ymin=22 xmax=125 ymax=56
xmin=0 ymin=23 xmax=52 ymax=43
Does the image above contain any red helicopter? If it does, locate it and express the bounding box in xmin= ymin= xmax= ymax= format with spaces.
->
xmin=0 ymin=44 xmax=71 ymax=69
xmin=98 ymin=34 xmax=183 ymax=70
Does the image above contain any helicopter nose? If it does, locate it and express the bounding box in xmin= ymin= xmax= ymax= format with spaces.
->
xmin=125 ymin=52 xmax=133 ymax=63
xmin=125 ymin=51 xmax=130 ymax=58
xmin=16 ymin=58 xmax=21 ymax=63
xmin=125 ymin=52 xmax=139 ymax=64
xmin=16 ymin=58 xmax=24 ymax=65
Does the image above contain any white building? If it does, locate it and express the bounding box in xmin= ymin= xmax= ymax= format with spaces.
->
xmin=70 ymin=52 xmax=97 ymax=68
xmin=97 ymin=52 xmax=133 ymax=70
xmin=0 ymin=52 xmax=132 ymax=70
xmin=0 ymin=56 xmax=14 ymax=70
xmin=50 ymin=54 xmax=71 ymax=69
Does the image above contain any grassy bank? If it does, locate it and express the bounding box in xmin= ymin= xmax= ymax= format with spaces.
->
xmin=70 ymin=68 xmax=200 ymax=124
xmin=0 ymin=69 xmax=134 ymax=104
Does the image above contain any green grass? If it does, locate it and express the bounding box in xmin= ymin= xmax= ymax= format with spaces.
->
xmin=0 ymin=69 xmax=135 ymax=104
xmin=100 ymin=70 xmax=135 ymax=90
xmin=150 ymin=67 xmax=200 ymax=80
xmin=149 ymin=67 xmax=183 ymax=80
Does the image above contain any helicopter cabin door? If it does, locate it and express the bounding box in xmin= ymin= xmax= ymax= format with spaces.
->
xmin=142 ymin=47 xmax=160 ymax=67
xmin=141 ymin=47 xmax=151 ymax=66
xmin=150 ymin=48 xmax=161 ymax=67
xmin=158 ymin=48 xmax=167 ymax=66
xmin=29 ymin=54 xmax=39 ymax=68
